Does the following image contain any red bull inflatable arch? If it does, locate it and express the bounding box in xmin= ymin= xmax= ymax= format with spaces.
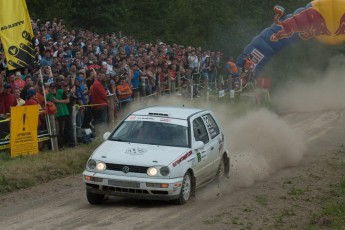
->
xmin=237 ymin=0 xmax=345 ymax=74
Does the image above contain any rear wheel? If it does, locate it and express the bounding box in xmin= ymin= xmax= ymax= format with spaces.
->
xmin=217 ymin=157 xmax=227 ymax=188
xmin=86 ymin=191 xmax=105 ymax=205
xmin=175 ymin=171 xmax=192 ymax=205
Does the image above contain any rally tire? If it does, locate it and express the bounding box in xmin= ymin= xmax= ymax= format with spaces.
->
xmin=175 ymin=171 xmax=192 ymax=205
xmin=217 ymin=156 xmax=227 ymax=188
xmin=86 ymin=191 xmax=105 ymax=205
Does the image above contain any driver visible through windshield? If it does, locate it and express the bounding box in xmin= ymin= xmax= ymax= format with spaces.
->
xmin=109 ymin=117 xmax=189 ymax=148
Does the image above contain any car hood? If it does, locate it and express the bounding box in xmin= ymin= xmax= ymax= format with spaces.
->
xmin=91 ymin=141 xmax=189 ymax=167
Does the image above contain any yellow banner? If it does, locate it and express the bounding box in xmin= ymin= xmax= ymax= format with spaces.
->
xmin=10 ymin=105 xmax=39 ymax=157
xmin=0 ymin=0 xmax=37 ymax=70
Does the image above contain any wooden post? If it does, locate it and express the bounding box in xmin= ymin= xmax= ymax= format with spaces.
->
xmin=167 ymin=76 xmax=171 ymax=95
xmin=205 ymin=80 xmax=209 ymax=102
xmin=156 ymin=78 xmax=161 ymax=98
xmin=176 ymin=72 xmax=181 ymax=93
xmin=72 ymin=105 xmax=77 ymax=145
xmin=48 ymin=114 xmax=58 ymax=151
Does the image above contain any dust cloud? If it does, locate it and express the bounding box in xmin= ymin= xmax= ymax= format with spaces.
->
xmin=220 ymin=109 xmax=305 ymax=188
xmin=272 ymin=55 xmax=345 ymax=113
xmin=120 ymin=95 xmax=306 ymax=190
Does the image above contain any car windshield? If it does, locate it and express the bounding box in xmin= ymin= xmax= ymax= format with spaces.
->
xmin=109 ymin=120 xmax=189 ymax=148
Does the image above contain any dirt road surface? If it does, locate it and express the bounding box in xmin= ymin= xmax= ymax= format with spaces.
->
xmin=0 ymin=109 xmax=344 ymax=230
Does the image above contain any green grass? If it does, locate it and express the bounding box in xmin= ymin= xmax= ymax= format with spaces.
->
xmin=0 ymin=141 xmax=100 ymax=194
xmin=254 ymin=195 xmax=268 ymax=206
xmin=288 ymin=186 xmax=306 ymax=196
xmin=202 ymin=211 xmax=230 ymax=225
xmin=308 ymin=177 xmax=345 ymax=229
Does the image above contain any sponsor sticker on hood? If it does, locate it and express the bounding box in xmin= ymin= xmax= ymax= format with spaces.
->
xmin=125 ymin=148 xmax=147 ymax=155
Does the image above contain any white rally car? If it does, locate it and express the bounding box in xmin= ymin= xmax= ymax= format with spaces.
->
xmin=83 ymin=106 xmax=230 ymax=205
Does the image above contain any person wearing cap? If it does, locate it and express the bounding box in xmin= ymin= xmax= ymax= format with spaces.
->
xmin=40 ymin=49 xmax=53 ymax=67
xmin=0 ymin=82 xmax=17 ymax=115
xmin=24 ymin=88 xmax=44 ymax=134
xmin=46 ymin=82 xmax=70 ymax=149
xmin=24 ymin=88 xmax=39 ymax=105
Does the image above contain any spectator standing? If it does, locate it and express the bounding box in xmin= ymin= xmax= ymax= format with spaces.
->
xmin=24 ymin=88 xmax=43 ymax=131
xmin=14 ymin=88 xmax=25 ymax=106
xmin=131 ymin=64 xmax=141 ymax=101
xmin=201 ymin=56 xmax=210 ymax=83
xmin=40 ymin=49 xmax=53 ymax=67
xmin=14 ymin=72 xmax=25 ymax=91
xmin=20 ymin=76 xmax=34 ymax=100
xmin=0 ymin=83 xmax=17 ymax=115
xmin=63 ymin=82 xmax=76 ymax=147
xmin=75 ymin=76 xmax=86 ymax=129
xmin=46 ymin=83 xmax=70 ymax=149
xmin=117 ymin=76 xmax=132 ymax=102
xmin=226 ymin=56 xmax=239 ymax=89
xmin=90 ymin=72 xmax=108 ymax=130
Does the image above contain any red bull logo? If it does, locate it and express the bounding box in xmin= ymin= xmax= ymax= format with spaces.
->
xmin=270 ymin=6 xmax=331 ymax=42
xmin=335 ymin=13 xmax=345 ymax=35
xmin=270 ymin=0 xmax=345 ymax=45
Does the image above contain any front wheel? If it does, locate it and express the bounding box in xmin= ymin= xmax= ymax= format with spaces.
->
xmin=87 ymin=191 xmax=105 ymax=205
xmin=175 ymin=171 xmax=192 ymax=205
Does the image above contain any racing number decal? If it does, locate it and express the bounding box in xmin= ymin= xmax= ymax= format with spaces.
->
xmin=202 ymin=115 xmax=212 ymax=128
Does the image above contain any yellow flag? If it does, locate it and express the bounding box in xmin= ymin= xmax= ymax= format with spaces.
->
xmin=0 ymin=0 xmax=37 ymax=70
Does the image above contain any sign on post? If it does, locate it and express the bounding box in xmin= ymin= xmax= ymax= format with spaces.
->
xmin=10 ymin=105 xmax=39 ymax=157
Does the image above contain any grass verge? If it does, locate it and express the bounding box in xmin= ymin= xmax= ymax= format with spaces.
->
xmin=0 ymin=141 xmax=101 ymax=194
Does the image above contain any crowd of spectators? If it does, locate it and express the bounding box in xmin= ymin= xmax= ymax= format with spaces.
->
xmin=0 ymin=18 xmax=229 ymax=150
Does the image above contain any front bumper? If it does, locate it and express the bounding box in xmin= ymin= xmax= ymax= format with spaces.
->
xmin=83 ymin=171 xmax=184 ymax=201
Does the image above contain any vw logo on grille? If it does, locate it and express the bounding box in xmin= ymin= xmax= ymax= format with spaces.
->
xmin=122 ymin=166 xmax=130 ymax=174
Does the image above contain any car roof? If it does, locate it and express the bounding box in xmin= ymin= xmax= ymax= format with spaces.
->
xmin=131 ymin=106 xmax=205 ymax=120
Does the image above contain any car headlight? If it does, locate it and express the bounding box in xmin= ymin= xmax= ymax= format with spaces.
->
xmin=147 ymin=167 xmax=158 ymax=176
xmin=96 ymin=162 xmax=106 ymax=171
xmin=160 ymin=166 xmax=170 ymax=176
xmin=87 ymin=159 xmax=96 ymax=169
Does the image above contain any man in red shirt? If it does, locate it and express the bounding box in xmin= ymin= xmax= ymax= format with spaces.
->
xmin=90 ymin=72 xmax=108 ymax=129
xmin=0 ymin=83 xmax=17 ymax=115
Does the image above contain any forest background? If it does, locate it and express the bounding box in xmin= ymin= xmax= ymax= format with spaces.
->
xmin=27 ymin=0 xmax=345 ymax=89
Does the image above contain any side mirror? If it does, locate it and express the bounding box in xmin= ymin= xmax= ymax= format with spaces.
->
xmin=194 ymin=141 xmax=205 ymax=150
xmin=103 ymin=132 xmax=111 ymax=141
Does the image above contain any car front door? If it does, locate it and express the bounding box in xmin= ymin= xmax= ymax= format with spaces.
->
xmin=201 ymin=113 xmax=222 ymax=176
xmin=191 ymin=116 xmax=214 ymax=186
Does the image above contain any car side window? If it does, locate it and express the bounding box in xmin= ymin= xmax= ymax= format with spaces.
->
xmin=202 ymin=114 xmax=220 ymax=139
xmin=193 ymin=117 xmax=209 ymax=144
